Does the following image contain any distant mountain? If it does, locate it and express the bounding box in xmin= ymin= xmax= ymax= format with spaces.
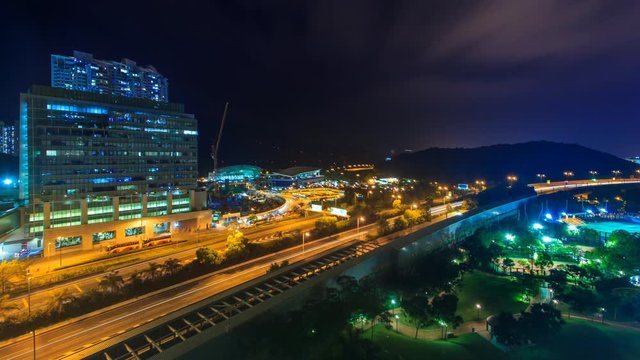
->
xmin=379 ymin=141 xmax=639 ymax=184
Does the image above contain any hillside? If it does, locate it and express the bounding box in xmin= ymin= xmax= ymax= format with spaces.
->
xmin=379 ymin=141 xmax=639 ymax=183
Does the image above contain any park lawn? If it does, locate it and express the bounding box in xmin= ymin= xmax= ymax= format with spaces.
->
xmin=510 ymin=318 xmax=640 ymax=360
xmin=372 ymin=325 xmax=506 ymax=360
xmin=456 ymin=271 xmax=528 ymax=322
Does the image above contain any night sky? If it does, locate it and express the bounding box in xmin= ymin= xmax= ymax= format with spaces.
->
xmin=2 ymin=1 xmax=640 ymax=174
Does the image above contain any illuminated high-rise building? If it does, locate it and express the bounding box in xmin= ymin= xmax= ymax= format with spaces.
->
xmin=51 ymin=51 xmax=169 ymax=102
xmin=17 ymin=83 xmax=206 ymax=253
xmin=0 ymin=121 xmax=16 ymax=155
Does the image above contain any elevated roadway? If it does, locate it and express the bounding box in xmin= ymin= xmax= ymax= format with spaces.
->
xmin=529 ymin=178 xmax=640 ymax=194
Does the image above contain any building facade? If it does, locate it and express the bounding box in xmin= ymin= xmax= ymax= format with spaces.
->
xmin=18 ymin=85 xmax=204 ymax=255
xmin=51 ymin=51 xmax=169 ymax=102
xmin=0 ymin=121 xmax=16 ymax=155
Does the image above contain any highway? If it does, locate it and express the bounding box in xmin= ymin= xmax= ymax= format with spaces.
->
xmin=0 ymin=203 xmax=458 ymax=359
xmin=6 ymin=216 xmax=321 ymax=313
xmin=0 ymin=223 xmax=378 ymax=360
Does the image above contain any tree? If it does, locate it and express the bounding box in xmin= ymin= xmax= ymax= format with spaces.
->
xmin=376 ymin=218 xmax=391 ymax=236
xmin=519 ymin=303 xmax=564 ymax=344
xmin=98 ymin=271 xmax=124 ymax=294
xmin=431 ymin=293 xmax=463 ymax=339
xmin=226 ymin=230 xmax=250 ymax=259
xmin=314 ymin=216 xmax=338 ymax=235
xmin=402 ymin=209 xmax=425 ymax=226
xmin=195 ymin=247 xmax=223 ymax=266
xmin=393 ymin=217 xmax=409 ymax=232
xmin=491 ymin=312 xmax=527 ymax=346
xmin=0 ymin=294 xmax=17 ymax=322
xmin=534 ymin=251 xmax=553 ymax=274
xmin=501 ymin=258 xmax=515 ymax=273
xmin=557 ymin=286 xmax=598 ymax=318
xmin=146 ymin=262 xmax=161 ymax=280
xmin=392 ymin=199 xmax=402 ymax=209
xmin=401 ymin=295 xmax=432 ymax=339
xmin=600 ymin=230 xmax=640 ymax=275
xmin=0 ymin=260 xmax=25 ymax=294
xmin=461 ymin=198 xmax=477 ymax=211
xmin=48 ymin=288 xmax=75 ymax=314
xmin=162 ymin=258 xmax=182 ymax=276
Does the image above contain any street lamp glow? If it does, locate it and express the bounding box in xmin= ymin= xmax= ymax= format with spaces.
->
xmin=532 ymin=223 xmax=544 ymax=230
xmin=505 ymin=233 xmax=516 ymax=241
xmin=568 ymin=224 xmax=578 ymax=232
xmin=2 ymin=178 xmax=12 ymax=185
xmin=542 ymin=236 xmax=553 ymax=243
xmin=599 ymin=208 xmax=607 ymax=213
xmin=475 ymin=304 xmax=481 ymax=309
xmin=586 ymin=209 xmax=594 ymax=214
xmin=545 ymin=213 xmax=553 ymax=220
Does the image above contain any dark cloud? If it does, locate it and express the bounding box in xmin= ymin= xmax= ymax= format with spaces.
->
xmin=1 ymin=0 xmax=640 ymax=171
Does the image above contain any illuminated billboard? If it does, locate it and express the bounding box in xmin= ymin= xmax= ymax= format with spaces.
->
xmin=310 ymin=204 xmax=323 ymax=212
xmin=330 ymin=207 xmax=348 ymax=217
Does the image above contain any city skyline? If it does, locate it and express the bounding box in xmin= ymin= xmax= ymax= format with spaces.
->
xmin=2 ymin=1 xmax=640 ymax=172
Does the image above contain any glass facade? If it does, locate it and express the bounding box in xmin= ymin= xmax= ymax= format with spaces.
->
xmin=19 ymin=86 xmax=197 ymax=202
xmin=19 ymin=85 xmax=197 ymax=236
xmin=51 ymin=51 xmax=169 ymax=102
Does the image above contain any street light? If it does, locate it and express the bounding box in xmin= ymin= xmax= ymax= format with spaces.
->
xmin=47 ymin=242 xmax=52 ymax=272
xmin=57 ymin=236 xmax=63 ymax=267
xmin=536 ymin=173 xmax=546 ymax=182
xmin=395 ymin=314 xmax=400 ymax=331
xmin=357 ymin=216 xmax=365 ymax=234
xmin=27 ymin=269 xmax=35 ymax=360
xmin=302 ymin=231 xmax=310 ymax=253
xmin=476 ymin=303 xmax=482 ymax=320
xmin=563 ymin=171 xmax=574 ymax=180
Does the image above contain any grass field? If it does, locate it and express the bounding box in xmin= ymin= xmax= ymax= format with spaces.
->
xmin=510 ymin=318 xmax=640 ymax=360
xmin=456 ymin=271 xmax=528 ymax=322
xmin=373 ymin=325 xmax=506 ymax=360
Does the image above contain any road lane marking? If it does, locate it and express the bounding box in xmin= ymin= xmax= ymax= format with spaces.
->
xmin=3 ymin=230 xmax=371 ymax=360
xmin=73 ymin=284 xmax=83 ymax=293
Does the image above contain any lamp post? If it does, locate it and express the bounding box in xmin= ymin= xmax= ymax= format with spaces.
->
xmin=27 ymin=269 xmax=35 ymax=360
xmin=302 ymin=231 xmax=310 ymax=254
xmin=47 ymin=242 xmax=52 ymax=272
xmin=57 ymin=236 xmax=63 ymax=267
xmin=476 ymin=303 xmax=482 ymax=321
xmin=356 ymin=216 xmax=365 ymax=234
xmin=395 ymin=314 xmax=400 ymax=332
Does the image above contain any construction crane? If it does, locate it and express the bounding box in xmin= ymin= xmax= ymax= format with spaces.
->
xmin=211 ymin=102 xmax=230 ymax=174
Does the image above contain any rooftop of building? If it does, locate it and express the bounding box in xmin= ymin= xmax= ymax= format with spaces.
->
xmin=272 ymin=166 xmax=321 ymax=177
xmin=23 ymin=85 xmax=188 ymax=114
xmin=215 ymin=165 xmax=262 ymax=172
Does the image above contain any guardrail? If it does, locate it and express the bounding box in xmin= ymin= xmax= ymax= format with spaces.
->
xmin=82 ymin=241 xmax=379 ymax=360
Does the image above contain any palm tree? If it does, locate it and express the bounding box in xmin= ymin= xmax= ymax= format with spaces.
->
xmin=48 ymin=288 xmax=76 ymax=314
xmin=146 ymin=262 xmax=161 ymax=280
xmin=99 ymin=271 xmax=124 ymax=294
xmin=162 ymin=258 xmax=182 ymax=276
